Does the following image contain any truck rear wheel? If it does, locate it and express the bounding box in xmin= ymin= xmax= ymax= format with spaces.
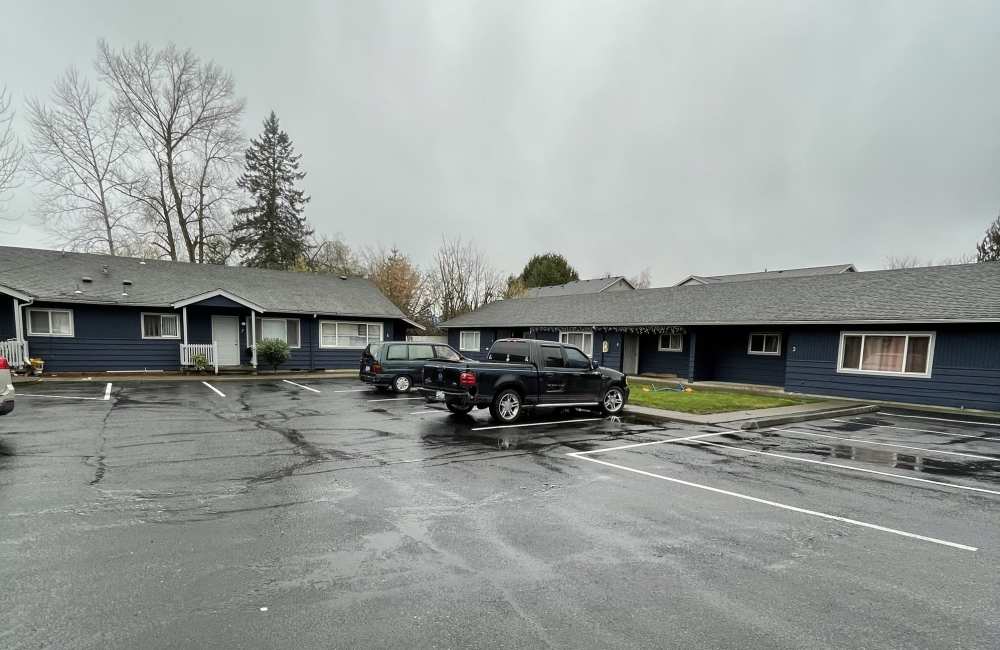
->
xmin=489 ymin=389 xmax=522 ymax=424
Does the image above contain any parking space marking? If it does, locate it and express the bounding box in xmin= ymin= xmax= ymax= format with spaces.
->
xmin=774 ymin=427 xmax=999 ymax=461
xmin=573 ymin=431 xmax=727 ymax=456
xmin=688 ymin=439 xmax=1000 ymax=496
xmin=472 ymin=417 xmax=602 ymax=431
xmin=103 ymin=382 xmax=112 ymax=400
xmin=282 ymin=380 xmax=321 ymax=394
xmin=367 ymin=397 xmax=425 ymax=402
xmin=885 ymin=412 xmax=1000 ymax=427
xmin=18 ymin=393 xmax=104 ymax=401
xmin=201 ymin=381 xmax=226 ymax=398
xmin=832 ymin=418 xmax=1000 ymax=442
xmin=569 ymin=453 xmax=978 ymax=552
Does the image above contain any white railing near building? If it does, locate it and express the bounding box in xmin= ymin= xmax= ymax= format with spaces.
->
xmin=0 ymin=339 xmax=28 ymax=369
xmin=180 ymin=342 xmax=218 ymax=374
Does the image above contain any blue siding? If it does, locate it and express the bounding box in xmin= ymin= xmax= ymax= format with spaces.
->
xmin=26 ymin=303 xmax=181 ymax=372
xmin=785 ymin=325 xmax=1000 ymax=411
xmin=449 ymin=328 xmax=496 ymax=361
xmin=702 ymin=327 xmax=786 ymax=386
xmin=638 ymin=332 xmax=689 ymax=377
xmin=0 ymin=295 xmax=15 ymax=339
xmin=310 ymin=318 xmax=401 ymax=370
xmin=595 ymin=331 xmax=622 ymax=371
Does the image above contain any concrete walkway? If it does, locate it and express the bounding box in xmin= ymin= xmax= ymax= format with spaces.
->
xmin=13 ymin=369 xmax=359 ymax=384
xmin=624 ymin=400 xmax=878 ymax=428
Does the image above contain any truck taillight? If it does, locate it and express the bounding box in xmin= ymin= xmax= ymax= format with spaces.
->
xmin=0 ymin=356 xmax=7 ymax=370
xmin=372 ymin=362 xmax=382 ymax=373
xmin=459 ymin=371 xmax=476 ymax=387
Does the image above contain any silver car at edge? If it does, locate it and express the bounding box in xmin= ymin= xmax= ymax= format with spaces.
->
xmin=0 ymin=356 xmax=14 ymax=416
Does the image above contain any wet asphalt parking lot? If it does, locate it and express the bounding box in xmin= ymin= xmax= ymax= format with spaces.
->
xmin=1 ymin=377 xmax=999 ymax=649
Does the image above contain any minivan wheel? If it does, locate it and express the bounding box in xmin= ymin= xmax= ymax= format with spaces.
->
xmin=600 ymin=386 xmax=626 ymax=415
xmin=490 ymin=389 xmax=522 ymax=424
xmin=393 ymin=375 xmax=412 ymax=393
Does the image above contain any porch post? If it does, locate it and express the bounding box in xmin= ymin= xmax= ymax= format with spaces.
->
xmin=249 ymin=311 xmax=257 ymax=368
xmin=12 ymin=298 xmax=21 ymax=341
xmin=182 ymin=306 xmax=188 ymax=345
xmin=687 ymin=330 xmax=697 ymax=382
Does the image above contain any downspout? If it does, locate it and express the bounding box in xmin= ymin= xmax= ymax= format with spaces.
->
xmin=17 ymin=297 xmax=34 ymax=364
xmin=310 ymin=314 xmax=316 ymax=370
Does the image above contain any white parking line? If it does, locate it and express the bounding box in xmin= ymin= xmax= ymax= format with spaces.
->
xmin=104 ymin=382 xmax=112 ymax=400
xmin=831 ymin=418 xmax=1000 ymax=442
xmin=282 ymin=380 xmax=321 ymax=394
xmin=573 ymin=431 xmax=727 ymax=455
xmin=885 ymin=412 xmax=1000 ymax=427
xmin=202 ymin=381 xmax=226 ymax=398
xmin=774 ymin=427 xmax=999 ymax=461
xmin=569 ymin=453 xmax=977 ymax=552
xmin=18 ymin=393 xmax=104 ymax=401
xmin=367 ymin=397 xmax=425 ymax=402
xmin=472 ymin=417 xmax=602 ymax=431
xmin=688 ymin=438 xmax=1000 ymax=496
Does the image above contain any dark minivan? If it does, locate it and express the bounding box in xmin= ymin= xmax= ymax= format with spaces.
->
xmin=360 ymin=341 xmax=464 ymax=393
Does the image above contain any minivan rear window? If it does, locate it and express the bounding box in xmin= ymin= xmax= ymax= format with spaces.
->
xmin=433 ymin=345 xmax=461 ymax=362
xmin=408 ymin=344 xmax=435 ymax=360
xmin=385 ymin=344 xmax=408 ymax=360
xmin=487 ymin=341 xmax=530 ymax=363
xmin=365 ymin=343 xmax=381 ymax=358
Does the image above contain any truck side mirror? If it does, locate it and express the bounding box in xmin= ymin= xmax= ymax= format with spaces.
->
xmin=591 ymin=359 xmax=600 ymax=370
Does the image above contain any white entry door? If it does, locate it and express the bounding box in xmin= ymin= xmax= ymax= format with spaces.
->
xmin=623 ymin=334 xmax=640 ymax=375
xmin=212 ymin=315 xmax=240 ymax=366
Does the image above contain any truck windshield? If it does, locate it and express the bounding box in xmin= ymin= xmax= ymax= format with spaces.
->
xmin=487 ymin=341 xmax=530 ymax=363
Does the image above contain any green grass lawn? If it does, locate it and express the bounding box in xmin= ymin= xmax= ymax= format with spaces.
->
xmin=627 ymin=384 xmax=818 ymax=414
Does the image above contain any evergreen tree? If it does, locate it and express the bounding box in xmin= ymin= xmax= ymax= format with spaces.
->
xmin=519 ymin=252 xmax=579 ymax=287
xmin=977 ymin=214 xmax=1000 ymax=262
xmin=231 ymin=111 xmax=313 ymax=269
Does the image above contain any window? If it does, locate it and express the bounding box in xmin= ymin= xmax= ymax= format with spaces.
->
xmin=559 ymin=331 xmax=593 ymax=357
xmin=459 ymin=331 xmax=480 ymax=352
xmin=541 ymin=345 xmax=564 ymax=368
xmin=27 ymin=308 xmax=74 ymax=337
xmin=837 ymin=332 xmax=935 ymax=377
xmin=658 ymin=333 xmax=683 ymax=352
xmin=385 ymin=344 xmax=408 ymax=360
xmin=319 ymin=321 xmax=382 ymax=348
xmin=408 ymin=344 xmax=435 ymax=361
xmin=748 ymin=333 xmax=781 ymax=356
xmin=256 ymin=318 xmax=301 ymax=348
xmin=564 ymin=346 xmax=592 ymax=369
xmin=142 ymin=313 xmax=180 ymax=339
xmin=487 ymin=341 xmax=530 ymax=363
xmin=433 ymin=345 xmax=461 ymax=362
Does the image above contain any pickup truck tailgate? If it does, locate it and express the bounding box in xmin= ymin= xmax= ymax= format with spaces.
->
xmin=421 ymin=361 xmax=470 ymax=390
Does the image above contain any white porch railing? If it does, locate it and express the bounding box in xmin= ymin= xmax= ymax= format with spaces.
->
xmin=180 ymin=342 xmax=219 ymax=374
xmin=0 ymin=338 xmax=28 ymax=369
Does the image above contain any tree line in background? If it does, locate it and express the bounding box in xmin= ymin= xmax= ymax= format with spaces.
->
xmin=1 ymin=40 xmax=999 ymax=327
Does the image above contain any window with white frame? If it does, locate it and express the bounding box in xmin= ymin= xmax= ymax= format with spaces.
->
xmin=658 ymin=333 xmax=683 ymax=352
xmin=837 ymin=332 xmax=934 ymax=377
xmin=27 ymin=308 xmax=74 ymax=337
xmin=559 ymin=331 xmax=594 ymax=357
xmin=748 ymin=332 xmax=781 ymax=356
xmin=141 ymin=313 xmax=180 ymax=339
xmin=256 ymin=317 xmax=301 ymax=348
xmin=319 ymin=321 xmax=382 ymax=348
xmin=459 ymin=330 xmax=480 ymax=352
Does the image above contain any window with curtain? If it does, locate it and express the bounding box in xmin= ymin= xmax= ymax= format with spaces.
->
xmin=658 ymin=334 xmax=683 ymax=352
xmin=459 ymin=331 xmax=480 ymax=352
xmin=256 ymin=318 xmax=300 ymax=348
xmin=319 ymin=321 xmax=382 ymax=348
xmin=142 ymin=313 xmax=179 ymax=339
xmin=748 ymin=333 xmax=781 ymax=356
xmin=559 ymin=331 xmax=593 ymax=357
xmin=27 ymin=309 xmax=74 ymax=337
xmin=838 ymin=332 xmax=934 ymax=377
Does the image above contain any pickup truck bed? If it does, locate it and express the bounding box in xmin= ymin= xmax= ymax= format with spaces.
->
xmin=419 ymin=338 xmax=628 ymax=423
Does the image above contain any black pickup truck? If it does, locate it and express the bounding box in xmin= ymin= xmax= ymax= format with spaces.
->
xmin=419 ymin=338 xmax=629 ymax=423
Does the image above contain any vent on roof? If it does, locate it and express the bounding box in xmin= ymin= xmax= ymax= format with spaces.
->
xmin=121 ymin=280 xmax=132 ymax=297
xmin=81 ymin=276 xmax=92 ymax=283
xmin=339 ymin=275 xmax=348 ymax=280
xmin=102 ymin=265 xmax=110 ymax=275
xmin=138 ymin=260 xmax=147 ymax=265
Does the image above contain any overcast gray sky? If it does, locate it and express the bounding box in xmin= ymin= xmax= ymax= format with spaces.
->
xmin=2 ymin=0 xmax=998 ymax=285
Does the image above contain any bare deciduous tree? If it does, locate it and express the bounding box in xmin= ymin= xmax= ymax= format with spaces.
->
xmin=26 ymin=68 xmax=136 ymax=254
xmin=300 ymin=234 xmax=365 ymax=276
xmin=363 ymin=246 xmax=434 ymax=324
xmin=429 ymin=237 xmax=506 ymax=321
xmin=97 ymin=40 xmax=244 ymax=262
xmin=0 ymin=84 xmax=24 ymax=218
xmin=884 ymin=254 xmax=976 ymax=269
xmin=629 ymin=267 xmax=652 ymax=288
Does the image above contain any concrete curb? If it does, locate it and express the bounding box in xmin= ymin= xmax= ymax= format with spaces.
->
xmin=13 ymin=370 xmax=359 ymax=384
xmin=624 ymin=403 xmax=879 ymax=428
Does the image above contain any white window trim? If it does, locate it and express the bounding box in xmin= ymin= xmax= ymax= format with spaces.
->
xmin=836 ymin=331 xmax=935 ymax=379
xmin=259 ymin=317 xmax=301 ymax=349
xmin=747 ymin=332 xmax=782 ymax=356
xmin=559 ymin=330 xmax=595 ymax=358
xmin=459 ymin=330 xmax=481 ymax=352
xmin=318 ymin=320 xmax=383 ymax=349
xmin=658 ymin=333 xmax=683 ymax=352
xmin=26 ymin=308 xmax=75 ymax=337
xmin=141 ymin=312 xmax=181 ymax=340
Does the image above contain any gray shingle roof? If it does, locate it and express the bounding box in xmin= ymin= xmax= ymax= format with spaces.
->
xmin=676 ymin=263 xmax=856 ymax=286
xmin=441 ymin=263 xmax=1000 ymax=328
xmin=0 ymin=246 xmax=413 ymax=322
xmin=522 ymin=276 xmax=633 ymax=298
